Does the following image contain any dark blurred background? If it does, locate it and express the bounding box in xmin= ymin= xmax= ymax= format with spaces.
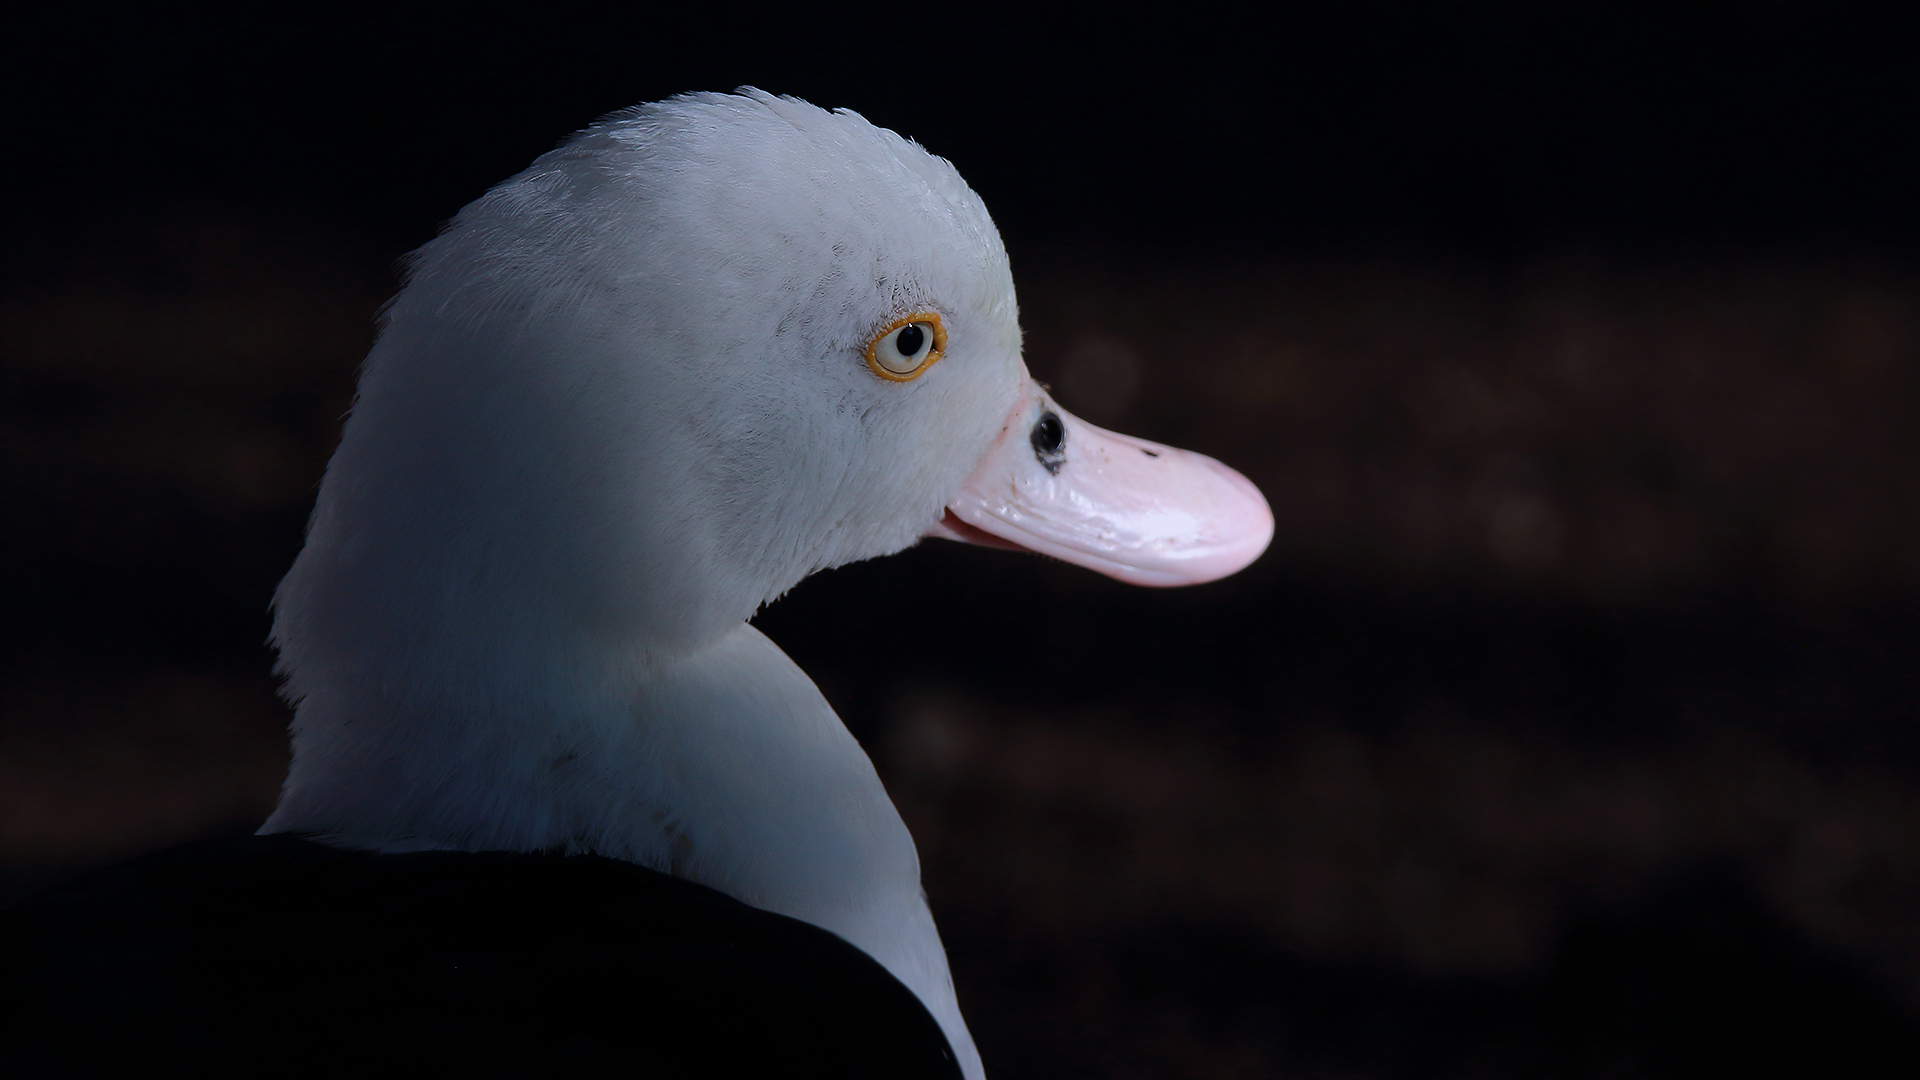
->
xmin=5 ymin=3 xmax=1919 ymax=1075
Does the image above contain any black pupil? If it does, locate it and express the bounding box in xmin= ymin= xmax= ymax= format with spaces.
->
xmin=1031 ymin=411 xmax=1065 ymax=456
xmin=895 ymin=324 xmax=926 ymax=357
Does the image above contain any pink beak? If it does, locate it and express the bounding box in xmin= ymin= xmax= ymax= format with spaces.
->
xmin=927 ymin=380 xmax=1273 ymax=587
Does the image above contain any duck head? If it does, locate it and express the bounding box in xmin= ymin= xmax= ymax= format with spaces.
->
xmin=277 ymin=89 xmax=1269 ymax=679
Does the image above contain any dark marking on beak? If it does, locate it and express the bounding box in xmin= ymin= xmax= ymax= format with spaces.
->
xmin=1031 ymin=411 xmax=1067 ymax=474
xmin=1141 ymin=448 xmax=1160 ymax=458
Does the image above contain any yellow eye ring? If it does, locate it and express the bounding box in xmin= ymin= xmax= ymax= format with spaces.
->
xmin=864 ymin=312 xmax=947 ymax=382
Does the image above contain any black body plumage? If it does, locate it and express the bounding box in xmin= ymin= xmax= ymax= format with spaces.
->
xmin=0 ymin=835 xmax=961 ymax=1078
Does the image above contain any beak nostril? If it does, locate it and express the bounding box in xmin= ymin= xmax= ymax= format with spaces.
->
xmin=1029 ymin=411 xmax=1067 ymax=473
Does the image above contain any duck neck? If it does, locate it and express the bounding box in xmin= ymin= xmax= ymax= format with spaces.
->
xmin=263 ymin=615 xmax=981 ymax=1078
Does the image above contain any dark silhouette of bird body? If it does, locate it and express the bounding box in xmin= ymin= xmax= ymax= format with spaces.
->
xmin=0 ymin=835 xmax=961 ymax=1078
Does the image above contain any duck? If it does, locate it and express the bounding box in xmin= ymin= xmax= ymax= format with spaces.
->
xmin=0 ymin=90 xmax=1270 ymax=1077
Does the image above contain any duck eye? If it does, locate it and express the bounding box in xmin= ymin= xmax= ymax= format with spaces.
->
xmin=865 ymin=313 xmax=946 ymax=381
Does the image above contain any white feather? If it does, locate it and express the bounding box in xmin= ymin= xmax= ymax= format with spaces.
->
xmin=264 ymin=89 xmax=1025 ymax=1078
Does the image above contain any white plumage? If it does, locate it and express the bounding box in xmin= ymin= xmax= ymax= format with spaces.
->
xmin=263 ymin=89 xmax=1270 ymax=1077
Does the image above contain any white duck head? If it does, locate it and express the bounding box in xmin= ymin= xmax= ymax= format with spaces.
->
xmin=263 ymin=89 xmax=1270 ymax=1078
